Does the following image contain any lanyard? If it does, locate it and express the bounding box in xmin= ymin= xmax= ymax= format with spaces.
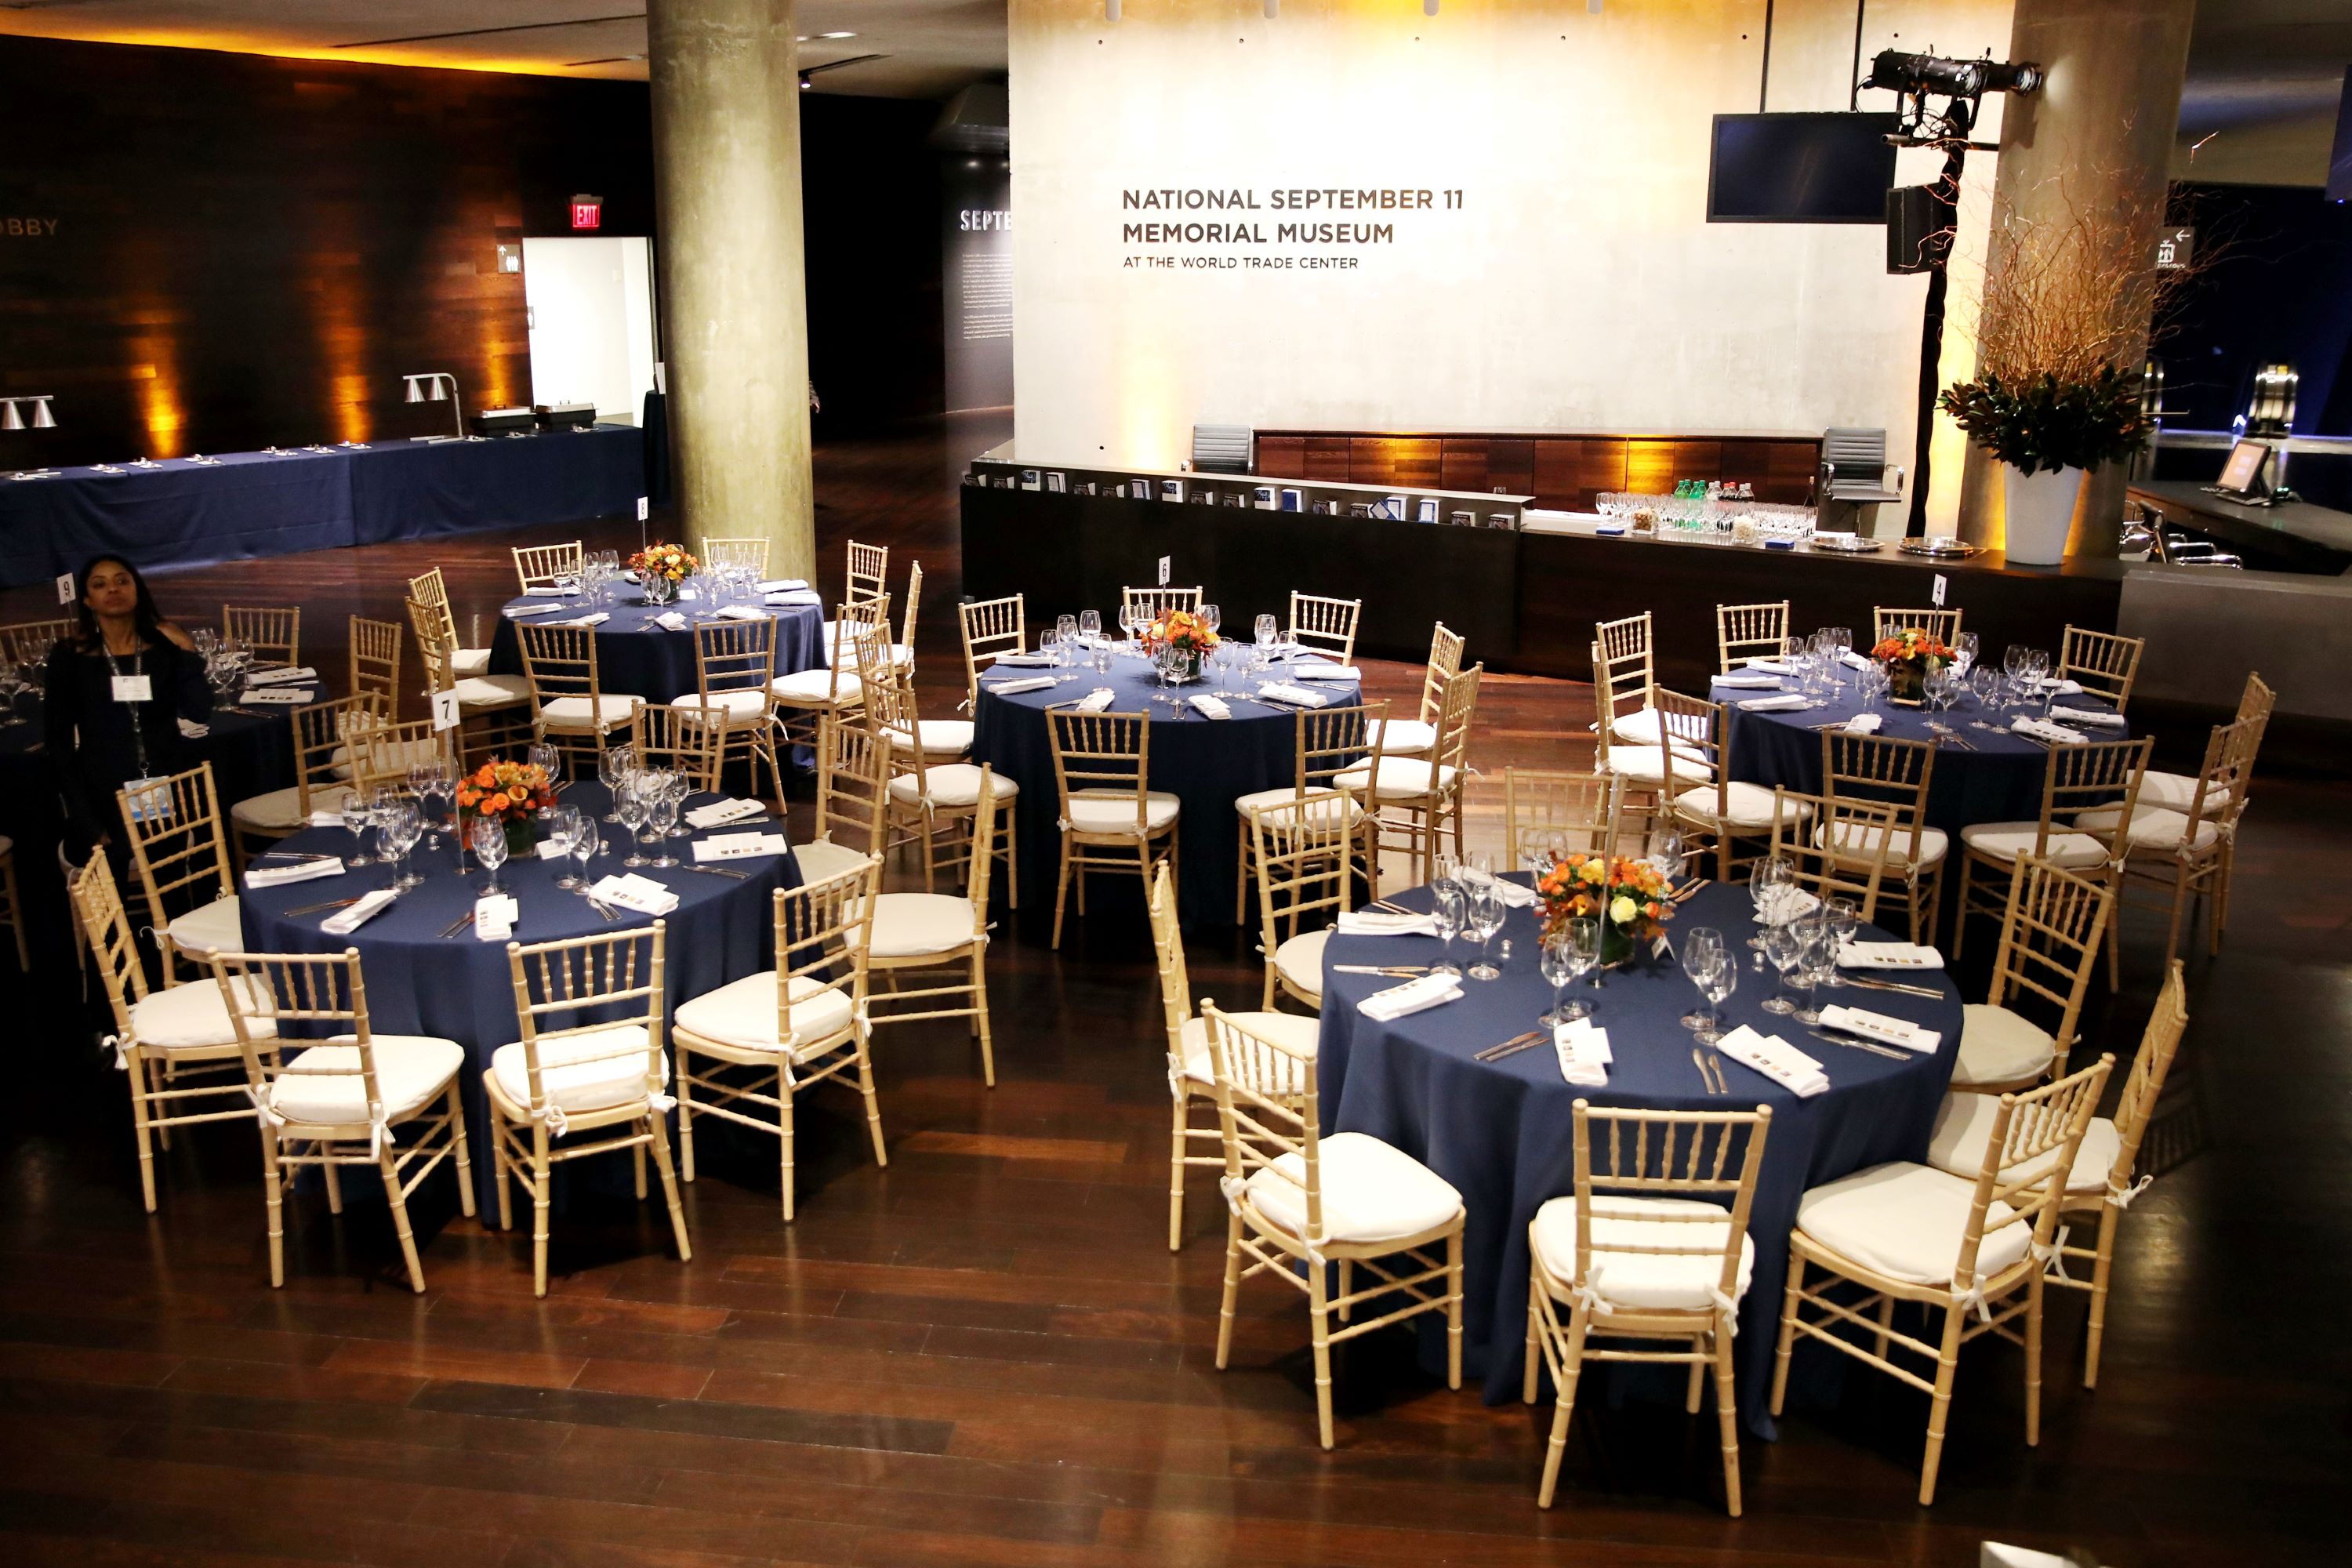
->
xmin=100 ymin=643 xmax=152 ymax=781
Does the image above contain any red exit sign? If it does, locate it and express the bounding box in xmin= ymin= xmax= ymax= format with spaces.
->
xmin=570 ymin=194 xmax=603 ymax=230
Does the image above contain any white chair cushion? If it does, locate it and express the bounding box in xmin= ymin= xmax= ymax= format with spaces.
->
xmin=1958 ymin=821 xmax=2110 ymax=869
xmin=539 ymin=695 xmax=638 ymax=728
xmin=771 ymin=669 xmax=862 ymax=703
xmin=1926 ymin=1094 xmax=2122 ymax=1195
xmin=1065 ymin=789 xmax=1179 ymax=835
xmin=450 ymin=647 xmax=494 ymax=677
xmin=1175 ymin=1010 xmax=1320 ymax=1086
xmin=1601 ymin=746 xmax=1713 ymax=788
xmin=1530 ymin=1195 xmax=1756 ymax=1312
xmin=792 ymin=837 xmax=874 ymax=887
xmin=889 ymin=720 xmax=974 ymax=757
xmin=165 ymin=896 xmax=242 ymax=959
xmin=845 ymin=892 xmax=975 ymax=958
xmin=1952 ymin=1003 xmax=2058 ymax=1087
xmin=128 ymin=974 xmax=278 ymax=1051
xmin=1272 ymin=927 xmax=1330 ymax=1003
xmin=1817 ymin=818 xmax=1948 ymax=870
xmin=887 ymin=763 xmax=1018 ymax=809
xmin=1377 ymin=718 xmax=1437 ymax=757
xmin=1795 ymin=1162 xmax=2032 ymax=1287
xmin=492 ymin=1025 xmax=666 ymax=1115
xmin=673 ymin=973 xmax=855 ymax=1058
xmin=1234 ymin=786 xmax=1363 ymax=827
xmin=1246 ymin=1131 xmax=1463 ymax=1247
xmin=1330 ymin=756 xmax=1459 ymax=800
xmin=1673 ymin=781 xmax=1802 ymax=830
xmin=2072 ymin=804 xmax=2221 ymax=855
xmin=454 ymin=674 xmax=532 ymax=708
xmin=2134 ymin=770 xmax=2234 ymax=814
xmin=273 ymin=1035 xmax=465 ymax=1127
xmin=232 ymin=782 xmax=354 ymax=832
xmin=1610 ymin=706 xmax=1669 ymax=746
xmin=670 ymin=689 xmax=770 ymax=721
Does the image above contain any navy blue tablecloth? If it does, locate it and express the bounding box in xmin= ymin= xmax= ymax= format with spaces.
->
xmin=968 ymin=649 xmax=1361 ymax=927
xmin=1319 ymin=878 xmax=1962 ymax=1437
xmin=487 ymin=593 xmax=825 ymax=705
xmin=1716 ymin=670 xmax=2130 ymax=836
xmin=348 ymin=427 xmax=644 ymax=546
xmin=239 ymin=781 xmax=799 ymax=1214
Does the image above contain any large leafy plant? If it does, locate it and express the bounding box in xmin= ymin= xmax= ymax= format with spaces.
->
xmin=1937 ymin=366 xmax=2150 ymax=475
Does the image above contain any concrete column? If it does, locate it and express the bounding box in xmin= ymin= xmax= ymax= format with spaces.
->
xmin=1955 ymin=0 xmax=2194 ymax=557
xmin=647 ymin=0 xmax=814 ymax=578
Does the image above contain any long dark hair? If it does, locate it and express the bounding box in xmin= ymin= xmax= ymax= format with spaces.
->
xmin=73 ymin=554 xmax=168 ymax=649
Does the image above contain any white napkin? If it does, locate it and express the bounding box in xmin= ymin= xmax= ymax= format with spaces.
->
xmin=474 ymin=894 xmax=520 ymax=940
xmin=1257 ymin=682 xmax=1330 ymax=708
xmin=506 ymin=602 xmax=568 ymax=617
xmin=590 ymin=873 xmax=680 ymax=916
xmin=694 ymin=831 xmax=790 ymax=862
xmin=321 ymin=888 xmax=397 ymax=934
xmin=985 ymin=676 xmax=1056 ymax=696
xmin=1839 ymin=651 xmax=1874 ymax=671
xmin=991 ymin=652 xmax=1054 ymax=666
xmin=1189 ymin=694 xmax=1232 ymax=720
xmin=1555 ymin=1019 xmax=1613 ymax=1086
xmin=1738 ymin=694 xmax=1812 ymax=713
xmin=1072 ymin=687 xmax=1116 ymax=713
xmin=1716 ymin=1025 xmax=1829 ymax=1097
xmin=1842 ymin=713 xmax=1882 ymax=735
xmin=245 ymin=666 xmax=318 ymax=686
xmin=1744 ymin=658 xmax=1800 ymax=674
xmin=1459 ymin=868 xmax=1537 ymax=908
xmin=2050 ymin=706 xmax=2125 ymax=728
xmin=2013 ymin=716 xmax=2088 ymax=746
xmin=684 ymin=797 xmax=768 ymax=829
xmin=1335 ymin=910 xmax=1437 ymax=936
xmin=1292 ymin=666 xmax=1363 ymax=682
xmin=555 ymin=612 xmax=610 ymax=629
xmin=653 ymin=612 xmax=689 ymax=633
xmin=521 ymin=585 xmax=570 ymax=597
xmin=1838 ymin=939 xmax=1943 ymax=971
xmin=1817 ymin=1004 xmax=1941 ymax=1053
xmin=2032 ymin=677 xmax=2085 ymax=695
xmin=242 ymin=687 xmax=314 ymax=705
xmin=755 ymin=579 xmax=808 ymax=593
xmin=245 ymin=857 xmax=346 ymax=888
xmin=1755 ymin=885 xmax=1821 ymax=925
xmin=764 ymin=591 xmax=824 ymax=608
xmin=1715 ymin=673 xmax=1781 ymax=689
xmin=713 ymin=604 xmax=768 ymax=621
xmin=1358 ymin=973 xmax=1464 ymax=1021
xmin=177 ymin=717 xmax=210 ymax=738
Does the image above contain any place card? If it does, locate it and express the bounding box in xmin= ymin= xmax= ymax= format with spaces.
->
xmin=474 ymin=894 xmax=520 ymax=940
xmin=684 ymin=797 xmax=768 ymax=830
xmin=693 ymin=832 xmax=789 ymax=862
xmin=245 ymin=666 xmax=318 ymax=686
xmin=1817 ymin=1004 xmax=1940 ymax=1053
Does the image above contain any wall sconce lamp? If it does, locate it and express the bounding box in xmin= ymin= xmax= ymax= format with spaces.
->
xmin=402 ymin=372 xmax=465 ymax=440
xmin=1 ymin=395 xmax=58 ymax=431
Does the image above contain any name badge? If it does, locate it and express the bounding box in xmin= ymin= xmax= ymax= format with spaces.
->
xmin=124 ymin=778 xmax=175 ymax=822
xmin=111 ymin=674 xmax=154 ymax=703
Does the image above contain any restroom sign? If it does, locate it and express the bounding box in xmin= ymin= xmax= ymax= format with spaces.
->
xmin=570 ymin=194 xmax=604 ymax=231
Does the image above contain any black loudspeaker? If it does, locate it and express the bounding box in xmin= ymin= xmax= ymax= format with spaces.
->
xmin=1886 ymin=183 xmax=1954 ymax=274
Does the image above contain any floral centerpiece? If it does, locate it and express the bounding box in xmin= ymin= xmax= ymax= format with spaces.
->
xmin=1536 ymin=851 xmax=1675 ymax=967
xmin=630 ymin=542 xmax=699 ymax=606
xmin=457 ymin=758 xmax=556 ymax=855
xmin=1143 ymin=608 xmax=1220 ymax=682
xmin=1871 ymin=627 xmax=1955 ymax=706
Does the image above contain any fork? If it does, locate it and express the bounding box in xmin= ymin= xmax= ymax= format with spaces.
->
xmin=437 ymin=911 xmax=477 ymax=939
xmin=1475 ymin=1029 xmax=1546 ymax=1063
xmin=1692 ymin=1047 xmax=1724 ymax=1094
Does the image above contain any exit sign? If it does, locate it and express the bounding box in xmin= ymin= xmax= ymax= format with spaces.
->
xmin=570 ymin=194 xmax=603 ymax=230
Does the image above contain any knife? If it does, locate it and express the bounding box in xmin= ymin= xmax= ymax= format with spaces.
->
xmin=1839 ymin=975 xmax=1944 ymax=999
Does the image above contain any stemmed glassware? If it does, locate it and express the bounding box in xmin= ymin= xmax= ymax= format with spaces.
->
xmin=1746 ymin=854 xmax=1792 ymax=951
xmin=546 ymin=806 xmax=586 ymax=888
xmin=1429 ymin=878 xmax=1467 ymax=980
xmin=615 ymin=775 xmax=652 ymax=866
xmin=1254 ymin=614 xmax=1279 ymax=663
xmin=572 ymin=815 xmax=602 ymax=886
xmin=1465 ymin=874 xmax=1506 ymax=982
xmin=1690 ymin=942 xmax=1737 ymax=1047
xmin=1056 ymin=615 xmax=1078 ymax=666
xmin=1200 ymin=603 xmax=1221 ymax=637
xmin=598 ymin=745 xmax=635 ymax=822
xmin=341 ymin=786 xmax=379 ymax=866
xmin=1953 ymin=630 xmax=1980 ymax=678
xmin=470 ymin=815 xmax=510 ymax=896
xmin=382 ymin=800 xmax=425 ymax=891
xmin=411 ymin=760 xmax=453 ymax=851
xmin=1790 ymin=916 xmax=1835 ymax=1025
xmin=1680 ymin=927 xmax=1724 ymax=1029
xmin=1079 ymin=609 xmax=1102 ymax=642
xmin=1541 ymin=917 xmax=1597 ymax=1025
xmin=528 ymin=741 xmax=564 ymax=791
xmin=1825 ymin=898 xmax=1861 ymax=985
xmin=662 ymin=770 xmax=693 ymax=839
xmin=644 ymin=779 xmax=683 ymax=867
xmin=1116 ymin=604 xmax=1137 ymax=644
xmin=1760 ymin=921 xmax=1802 ymax=1014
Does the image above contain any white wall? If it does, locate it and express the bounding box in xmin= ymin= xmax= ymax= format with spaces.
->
xmin=1009 ymin=0 xmax=2013 ymax=528
xmin=522 ymin=235 xmax=659 ymax=423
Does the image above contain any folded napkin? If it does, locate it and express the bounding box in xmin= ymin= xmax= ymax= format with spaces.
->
xmin=534 ymin=838 xmax=573 ymax=861
xmin=1842 ymin=713 xmax=1882 ymax=735
xmin=1554 ymin=1019 xmax=1613 ymax=1087
xmin=1839 ymin=651 xmax=1874 ymax=671
xmin=1072 ymin=687 xmax=1116 ymax=713
xmin=242 ymin=687 xmax=314 ymax=705
xmin=985 ymin=676 xmax=1056 ymax=696
xmin=1358 ymin=973 xmax=1464 ymax=1021
xmin=1459 ymin=868 xmax=1538 ymax=908
xmin=694 ymin=831 xmax=791 ymax=862
xmin=713 ymin=604 xmax=769 ymax=622
xmin=1817 ymin=1004 xmax=1941 ymax=1054
xmin=2013 ymin=716 xmax=2089 ymax=746
xmin=521 ymin=585 xmax=571 ymax=597
xmin=1335 ymin=909 xmax=1438 ymax=936
xmin=245 ymin=666 xmax=318 ymax=687
xmin=1838 ymin=939 xmax=1943 ymax=971
xmin=1186 ymin=695 xmax=1231 ymax=720
xmin=764 ymin=591 xmax=824 ymax=608
xmin=684 ymin=797 xmax=768 ymax=830
xmin=755 ymin=579 xmax=808 ymax=593
xmin=1755 ymin=884 xmax=1820 ymax=925
xmin=474 ymin=894 xmax=520 ymax=941
xmin=1744 ymin=658 xmax=1801 ymax=674
xmin=506 ymin=601 xmax=569 ymax=617
xmin=2031 ymin=677 xmax=2085 ymax=695
xmin=1257 ymin=682 xmax=1330 ymax=708
xmin=1714 ymin=673 xmax=1782 ymax=689
xmin=1715 ymin=1025 xmax=1829 ymax=1097
xmin=245 ymin=856 xmax=346 ymax=888
xmin=176 ymin=717 xmax=210 ymax=739
xmin=1737 ymin=694 xmax=1813 ymax=713
xmin=653 ymin=612 xmax=689 ymax=633
xmin=2050 ymin=706 xmax=2125 ymax=729
xmin=590 ymin=873 xmax=679 ymax=916
xmin=1291 ymin=666 xmax=1363 ymax=682
xmin=321 ymin=888 xmax=398 ymax=935
xmin=555 ymin=612 xmax=610 ymax=629
xmin=991 ymin=652 xmax=1054 ymax=666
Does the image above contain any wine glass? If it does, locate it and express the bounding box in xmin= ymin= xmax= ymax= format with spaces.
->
xmin=1746 ymin=855 xmax=1791 ymax=949
xmin=1465 ymin=877 xmax=1506 ymax=982
xmin=528 ymin=741 xmax=563 ymax=791
xmin=1693 ymin=945 xmax=1737 ymax=1047
xmin=382 ymin=800 xmax=425 ymax=891
xmin=1055 ymin=615 xmax=1078 ymax=662
xmin=1790 ymin=916 xmax=1835 ymax=1025
xmin=1079 ymin=609 xmax=1102 ymax=642
xmin=1039 ymin=628 xmax=1059 ymax=676
xmin=1116 ymin=604 xmax=1136 ymax=644
xmin=598 ymin=744 xmax=634 ymax=822
xmin=470 ymin=815 xmax=510 ymax=896
xmin=645 ymin=782 xmax=683 ymax=867
xmin=662 ymin=770 xmax=694 ymax=839
xmin=546 ymin=806 xmax=586 ymax=889
xmin=341 ymin=786 xmax=378 ymax=866
xmin=615 ymin=775 xmax=652 ymax=866
xmin=1646 ymin=827 xmax=1686 ymax=890
xmin=1761 ymin=921 xmax=1802 ymax=1014
xmin=1429 ymin=881 xmax=1467 ymax=980
xmin=572 ymin=815 xmax=602 ymax=887
xmin=1826 ymin=898 xmax=1862 ymax=986
xmin=1200 ymin=603 xmax=1221 ymax=636
xmin=1681 ymin=927 xmax=1724 ymax=1029
xmin=1954 ymin=631 xmax=1980 ymax=677
xmin=1559 ymin=916 xmax=1598 ymax=1022
xmin=1254 ymin=613 xmax=1279 ymax=659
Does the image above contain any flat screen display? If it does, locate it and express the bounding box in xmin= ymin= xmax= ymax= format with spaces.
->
xmin=2217 ymin=439 xmax=2270 ymax=495
xmin=1708 ymin=112 xmax=1900 ymax=224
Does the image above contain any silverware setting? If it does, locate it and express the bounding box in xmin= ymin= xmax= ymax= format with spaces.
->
xmin=1806 ymin=1027 xmax=1909 ymax=1059
xmin=586 ymin=895 xmax=621 ymax=921
xmin=1475 ymin=1029 xmax=1547 ymax=1063
xmin=1840 ymin=974 xmax=1944 ymax=999
xmin=1926 ymin=721 xmax=1977 ymax=751
xmin=1334 ymin=964 xmax=1430 ymax=977
xmin=1692 ymin=1047 xmax=1728 ymax=1094
xmin=675 ymin=862 xmax=750 ymax=880
xmin=437 ymin=911 xmax=477 ymax=939
xmin=284 ymin=896 xmax=363 ymax=916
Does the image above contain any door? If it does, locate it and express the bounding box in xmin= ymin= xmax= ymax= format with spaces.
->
xmin=521 ymin=236 xmax=657 ymax=423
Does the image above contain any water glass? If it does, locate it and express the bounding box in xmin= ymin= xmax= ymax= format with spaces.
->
xmin=599 ymin=744 xmax=636 ymax=822
xmin=1430 ymin=881 xmax=1467 ymax=979
xmin=646 ymin=785 xmax=683 ymax=867
xmin=1466 ymin=877 xmax=1506 ymax=981
xmin=546 ymin=806 xmax=586 ymax=888
xmin=1681 ymin=927 xmax=1724 ymax=1029
xmin=572 ymin=816 xmax=602 ymax=885
xmin=528 ymin=741 xmax=563 ymax=789
xmin=615 ymin=777 xmax=652 ymax=866
xmin=1254 ymin=613 xmax=1278 ymax=655
xmin=1079 ymin=609 xmax=1102 ymax=641
xmin=470 ymin=815 xmax=510 ymax=896
xmin=1693 ymin=949 xmax=1737 ymax=1047
xmin=1200 ymin=603 xmax=1221 ymax=634
xmin=342 ymin=787 xmax=378 ymax=866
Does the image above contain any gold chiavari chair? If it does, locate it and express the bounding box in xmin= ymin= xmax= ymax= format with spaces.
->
xmin=211 ymin=948 xmax=473 ymax=1292
xmin=348 ymin=716 xmax=455 ymax=795
xmin=512 ymin=540 xmax=583 ymax=593
xmin=0 ymin=837 xmax=23 ymax=971
xmin=1378 ymin=621 xmax=1466 ymax=757
xmin=1660 ymin=689 xmax=1810 ymax=882
xmin=1715 ymin=601 xmax=1790 ymax=673
xmin=227 ymin=693 xmax=383 ymax=859
xmin=1047 ymin=707 xmax=1179 ymax=949
xmin=70 ymin=853 xmax=264 ymax=1213
xmin=0 ymin=615 xmax=74 ymax=667
xmin=853 ymin=766 xmax=1000 ymax=1087
xmin=819 ymin=539 xmax=891 ymax=659
xmin=1247 ymin=788 xmax=1357 ymax=1014
xmin=857 ymin=579 xmax=965 ymax=757
xmin=1820 ymin=730 xmax=1943 ymax=945
xmin=957 ymin=592 xmax=1026 ymax=705
xmin=1121 ymin=585 xmax=1204 ymax=625
xmin=1951 ymin=856 xmax=2114 ymax=1094
xmin=1149 ymin=862 xmax=1316 ymax=1251
xmin=1335 ymin=665 xmax=1479 ymax=887
xmin=1593 ymin=611 xmax=1668 ymax=746
xmin=1592 ymin=667 xmax=1702 ymax=808
xmin=2057 ymin=626 xmax=2146 ymax=712
xmin=1929 ymin=959 xmax=2187 ymax=1390
xmin=347 ymin=615 xmax=404 ymax=710
xmin=116 ymin=761 xmax=241 ymax=984
xmin=408 ymin=565 xmax=493 ymax=676
xmin=1872 ymin=606 xmax=1963 ymax=646
xmin=1502 ymin=768 xmax=1621 ymax=873
xmin=884 ymin=558 xmax=924 ymax=676
xmin=862 ymin=637 xmax=1018 ymax=900
xmin=700 ymin=535 xmax=771 ymax=575
xmin=517 ymin=619 xmax=640 ymax=772
xmin=673 ymin=617 xmax=785 ymax=808
xmin=1766 ymin=789 xmax=1896 ymax=925
xmin=674 ymin=860 xmax=884 ymax=1221
xmin=1232 ymin=699 xmax=1388 ymax=922
xmin=2074 ymin=715 xmax=2257 ymax=964
xmin=1204 ymin=1002 xmax=1466 ymax=1449
xmin=630 ymin=702 xmax=727 ymax=795
xmin=222 ymin=604 xmax=300 ymax=670
xmin=772 ymin=597 xmax=886 ymax=750
xmin=1287 ymin=591 xmax=1362 ymax=665
xmin=407 ymin=599 xmax=533 ymax=765
xmin=1526 ymin=1102 xmax=1772 ymax=1515
xmin=1955 ymin=736 xmax=2149 ymax=982
xmin=795 ymin=713 xmax=890 ymax=886
xmin=1773 ymin=1055 xmax=2114 ymax=1505
xmin=2138 ymin=670 xmax=2269 ymax=811
xmin=489 ymin=923 xmax=690 ymax=1295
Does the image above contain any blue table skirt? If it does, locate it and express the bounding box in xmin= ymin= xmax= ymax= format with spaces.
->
xmin=1716 ymin=671 xmax=2130 ymax=837
xmin=488 ymin=593 xmax=825 ymax=706
xmin=1318 ymin=878 xmax=1962 ymax=1437
xmin=238 ymin=781 xmax=800 ymax=1214
xmin=349 ymin=428 xmax=643 ymax=546
xmin=967 ymin=650 xmax=1361 ymax=928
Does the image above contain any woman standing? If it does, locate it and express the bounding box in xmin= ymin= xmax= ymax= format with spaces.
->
xmin=43 ymin=554 xmax=209 ymax=858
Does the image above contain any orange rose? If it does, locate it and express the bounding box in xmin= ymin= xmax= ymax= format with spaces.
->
xmin=488 ymin=792 xmax=510 ymax=812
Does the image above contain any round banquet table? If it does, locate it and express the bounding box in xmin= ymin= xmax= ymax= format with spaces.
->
xmin=1716 ymin=668 xmax=2132 ymax=837
xmin=487 ymin=590 xmax=825 ymax=703
xmin=238 ymin=780 xmax=800 ymax=1213
xmin=1317 ymin=877 xmax=1963 ymax=1437
xmin=969 ymin=648 xmax=1363 ymax=928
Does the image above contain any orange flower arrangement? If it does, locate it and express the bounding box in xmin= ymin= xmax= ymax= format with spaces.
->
xmin=1144 ymin=609 xmax=1220 ymax=655
xmin=1536 ymin=851 xmax=1675 ymax=947
xmin=1870 ymin=628 xmax=1955 ymax=669
xmin=456 ymin=758 xmax=556 ymax=828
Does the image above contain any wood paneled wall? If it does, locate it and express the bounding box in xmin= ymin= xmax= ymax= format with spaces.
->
xmin=1256 ymin=430 xmax=1821 ymax=513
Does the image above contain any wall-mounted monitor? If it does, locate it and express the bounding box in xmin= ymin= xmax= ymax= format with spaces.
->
xmin=1707 ymin=112 xmax=1901 ymax=224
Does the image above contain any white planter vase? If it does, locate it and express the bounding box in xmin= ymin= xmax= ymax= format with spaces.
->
xmin=2002 ymin=463 xmax=2083 ymax=565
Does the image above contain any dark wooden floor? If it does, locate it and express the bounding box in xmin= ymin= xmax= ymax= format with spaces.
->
xmin=4 ymin=412 xmax=2349 ymax=1566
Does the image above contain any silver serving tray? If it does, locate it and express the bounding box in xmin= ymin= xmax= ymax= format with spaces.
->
xmin=1809 ymin=535 xmax=1885 ymax=554
xmin=1897 ymin=536 xmax=1984 ymax=559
